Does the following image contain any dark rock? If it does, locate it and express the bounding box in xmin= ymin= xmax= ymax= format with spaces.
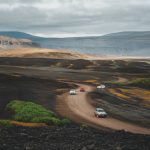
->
xmin=87 ymin=144 xmax=95 ymax=149
xmin=0 ymin=124 xmax=149 ymax=150
xmin=81 ymin=146 xmax=87 ymax=150
xmin=19 ymin=133 xmax=28 ymax=137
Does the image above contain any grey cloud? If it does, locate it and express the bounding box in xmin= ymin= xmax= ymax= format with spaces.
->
xmin=0 ymin=0 xmax=150 ymax=37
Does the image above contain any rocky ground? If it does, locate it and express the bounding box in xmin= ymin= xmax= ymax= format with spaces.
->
xmin=0 ymin=36 xmax=39 ymax=49
xmin=0 ymin=124 xmax=150 ymax=150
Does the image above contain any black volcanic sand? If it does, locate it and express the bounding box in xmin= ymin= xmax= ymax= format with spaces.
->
xmin=0 ymin=58 xmax=149 ymax=122
xmin=0 ymin=73 xmax=75 ymax=118
xmin=0 ymin=124 xmax=150 ymax=150
xmin=0 ymin=58 xmax=150 ymax=83
xmin=0 ymin=57 xmax=93 ymax=69
xmin=93 ymin=59 xmax=150 ymax=74
xmin=0 ymin=57 xmax=149 ymax=73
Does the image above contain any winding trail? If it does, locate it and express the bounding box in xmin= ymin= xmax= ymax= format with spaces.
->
xmin=57 ymin=83 xmax=150 ymax=135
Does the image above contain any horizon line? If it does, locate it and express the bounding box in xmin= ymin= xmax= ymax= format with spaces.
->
xmin=0 ymin=30 xmax=150 ymax=38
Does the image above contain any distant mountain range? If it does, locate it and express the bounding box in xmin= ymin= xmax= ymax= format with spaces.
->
xmin=0 ymin=31 xmax=150 ymax=56
xmin=0 ymin=31 xmax=39 ymax=40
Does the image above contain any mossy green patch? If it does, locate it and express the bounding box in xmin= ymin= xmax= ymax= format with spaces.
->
xmin=0 ymin=120 xmax=12 ymax=127
xmin=109 ymin=78 xmax=150 ymax=89
xmin=6 ymin=100 xmax=70 ymax=126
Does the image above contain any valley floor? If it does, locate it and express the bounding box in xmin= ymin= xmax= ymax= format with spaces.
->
xmin=0 ymin=57 xmax=149 ymax=149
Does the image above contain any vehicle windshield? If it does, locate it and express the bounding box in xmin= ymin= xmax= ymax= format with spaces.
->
xmin=97 ymin=110 xmax=104 ymax=112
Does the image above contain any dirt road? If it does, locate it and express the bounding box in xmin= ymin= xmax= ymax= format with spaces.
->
xmin=57 ymin=84 xmax=150 ymax=135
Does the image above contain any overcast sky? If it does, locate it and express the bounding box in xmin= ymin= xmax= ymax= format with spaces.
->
xmin=0 ymin=0 xmax=150 ymax=37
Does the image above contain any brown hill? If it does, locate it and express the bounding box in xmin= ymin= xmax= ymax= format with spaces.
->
xmin=0 ymin=47 xmax=91 ymax=59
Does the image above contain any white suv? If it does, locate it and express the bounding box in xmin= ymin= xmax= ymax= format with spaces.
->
xmin=69 ymin=89 xmax=76 ymax=95
xmin=94 ymin=108 xmax=107 ymax=118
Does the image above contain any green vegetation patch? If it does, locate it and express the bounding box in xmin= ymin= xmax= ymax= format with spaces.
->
xmin=0 ymin=120 xmax=12 ymax=127
xmin=6 ymin=100 xmax=70 ymax=125
xmin=128 ymin=78 xmax=150 ymax=87
xmin=110 ymin=78 xmax=150 ymax=89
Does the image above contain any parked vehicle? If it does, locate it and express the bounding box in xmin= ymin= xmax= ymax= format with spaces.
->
xmin=69 ymin=89 xmax=76 ymax=95
xmin=97 ymin=84 xmax=106 ymax=94
xmin=80 ymin=88 xmax=85 ymax=92
xmin=94 ymin=108 xmax=107 ymax=118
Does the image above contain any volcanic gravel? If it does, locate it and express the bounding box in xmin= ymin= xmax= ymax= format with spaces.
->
xmin=0 ymin=124 xmax=149 ymax=150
